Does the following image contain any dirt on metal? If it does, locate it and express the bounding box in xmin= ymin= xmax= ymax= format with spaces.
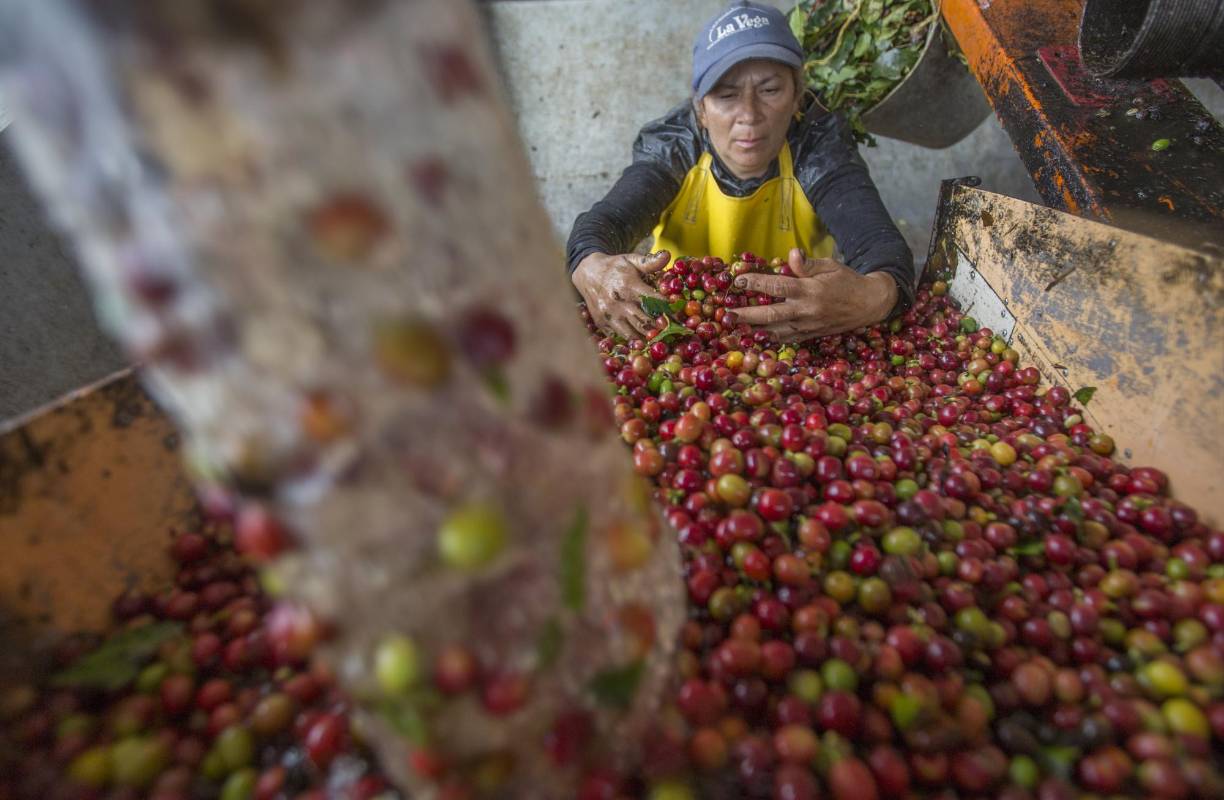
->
xmin=932 ymin=184 xmax=1223 ymax=522
xmin=0 ymin=371 xmax=197 ymax=684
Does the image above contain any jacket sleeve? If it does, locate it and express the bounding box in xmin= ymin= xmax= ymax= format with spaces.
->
xmin=791 ymin=107 xmax=917 ymax=317
xmin=565 ymin=103 xmax=701 ymax=275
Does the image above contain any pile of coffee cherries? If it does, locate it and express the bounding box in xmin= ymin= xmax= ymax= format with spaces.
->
xmin=5 ymin=250 xmax=1222 ymax=800
xmin=0 ymin=521 xmax=395 ymax=800
xmin=583 ymin=253 xmax=1224 ymax=799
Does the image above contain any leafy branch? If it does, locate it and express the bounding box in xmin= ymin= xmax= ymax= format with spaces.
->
xmin=788 ymin=0 xmax=938 ymax=145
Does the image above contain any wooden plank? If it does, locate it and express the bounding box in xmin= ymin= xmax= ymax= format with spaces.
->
xmin=932 ymin=184 xmax=1224 ymax=524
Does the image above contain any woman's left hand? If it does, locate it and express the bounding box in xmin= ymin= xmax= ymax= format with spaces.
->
xmin=730 ymin=248 xmax=897 ymax=340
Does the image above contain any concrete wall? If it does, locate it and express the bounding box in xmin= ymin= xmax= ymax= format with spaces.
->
xmin=485 ymin=0 xmax=1041 ymax=259
xmin=485 ymin=0 xmax=717 ymax=244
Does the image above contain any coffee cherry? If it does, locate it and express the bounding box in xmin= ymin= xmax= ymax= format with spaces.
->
xmin=437 ymin=502 xmax=508 ymax=570
xmin=374 ymin=634 xmax=422 ymax=695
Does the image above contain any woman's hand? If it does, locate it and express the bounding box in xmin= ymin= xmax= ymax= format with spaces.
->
xmin=572 ymin=251 xmax=670 ymax=340
xmin=731 ymin=248 xmax=897 ymax=340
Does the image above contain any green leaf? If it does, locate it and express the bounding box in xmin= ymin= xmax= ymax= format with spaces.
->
xmin=1072 ymin=386 xmax=1097 ymax=406
xmin=482 ymin=368 xmax=510 ymax=405
xmin=889 ymin=692 xmax=925 ymax=730
xmin=639 ymin=296 xmax=671 ymax=318
xmin=854 ymin=31 xmax=872 ymax=58
xmin=1039 ymin=745 xmax=1081 ymax=780
xmin=791 ymin=0 xmax=937 ymax=145
xmin=788 ymin=5 xmax=807 ymax=41
xmin=873 ymin=47 xmax=908 ymax=80
xmin=771 ymin=519 xmax=793 ymax=549
xmin=588 ymin=660 xmax=645 ymax=710
xmin=1063 ymin=496 xmax=1084 ymax=522
xmin=378 ymin=698 xmax=431 ymax=746
xmin=536 ymin=618 xmax=563 ymax=669
xmin=1011 ymin=540 xmax=1045 ymax=557
xmin=882 ymin=4 xmax=910 ymax=28
xmin=560 ymin=505 xmax=588 ymax=612
xmin=648 ymin=321 xmax=691 ymax=344
xmin=51 ymin=622 xmax=183 ymax=691
xmin=668 ymin=298 xmax=686 ymax=315
xmin=829 ymin=66 xmax=857 ymax=85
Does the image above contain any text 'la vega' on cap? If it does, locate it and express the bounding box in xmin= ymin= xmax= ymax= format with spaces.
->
xmin=692 ymin=1 xmax=805 ymax=99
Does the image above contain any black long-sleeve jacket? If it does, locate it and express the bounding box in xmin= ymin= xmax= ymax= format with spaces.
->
xmin=565 ymin=100 xmax=917 ymax=316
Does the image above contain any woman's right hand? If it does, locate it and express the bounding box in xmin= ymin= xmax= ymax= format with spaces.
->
xmin=571 ymin=250 xmax=670 ymax=340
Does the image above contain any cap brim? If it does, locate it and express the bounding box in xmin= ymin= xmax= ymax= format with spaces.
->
xmin=695 ymin=43 xmax=804 ymax=99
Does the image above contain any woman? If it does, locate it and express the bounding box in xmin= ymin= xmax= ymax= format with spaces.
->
xmin=567 ymin=0 xmax=916 ymax=342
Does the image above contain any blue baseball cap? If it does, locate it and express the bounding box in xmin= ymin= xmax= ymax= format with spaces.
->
xmin=692 ymin=1 xmax=805 ymax=99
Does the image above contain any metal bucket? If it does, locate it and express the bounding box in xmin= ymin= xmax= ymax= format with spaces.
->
xmin=861 ymin=17 xmax=992 ymax=149
xmin=1079 ymin=0 xmax=1224 ymax=79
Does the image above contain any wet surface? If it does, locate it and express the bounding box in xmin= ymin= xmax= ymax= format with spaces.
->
xmin=946 ymin=0 xmax=1224 ymax=246
xmin=1078 ymin=0 xmax=1224 ymax=79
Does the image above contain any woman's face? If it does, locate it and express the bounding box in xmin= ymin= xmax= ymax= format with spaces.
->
xmin=697 ymin=59 xmax=801 ymax=181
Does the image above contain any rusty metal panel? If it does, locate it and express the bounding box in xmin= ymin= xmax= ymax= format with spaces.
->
xmin=931 ymin=182 xmax=1224 ymax=523
xmin=0 ymin=370 xmax=198 ymax=681
xmin=941 ymin=0 xmax=1224 ymax=247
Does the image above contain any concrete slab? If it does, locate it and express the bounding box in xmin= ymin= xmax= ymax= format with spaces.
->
xmin=0 ymin=134 xmax=127 ymax=421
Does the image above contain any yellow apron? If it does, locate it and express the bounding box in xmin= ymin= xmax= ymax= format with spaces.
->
xmin=650 ymin=142 xmax=833 ymax=267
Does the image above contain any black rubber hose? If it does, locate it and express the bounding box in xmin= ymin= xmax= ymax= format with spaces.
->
xmin=1079 ymin=0 xmax=1224 ymax=79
